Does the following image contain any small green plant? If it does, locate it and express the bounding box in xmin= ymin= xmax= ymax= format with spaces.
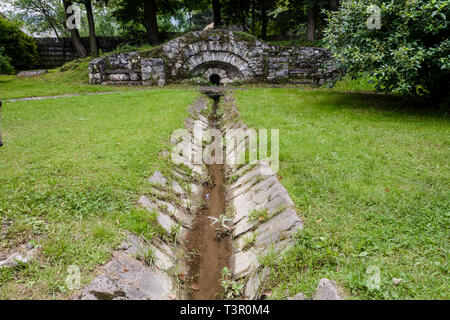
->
xmin=273 ymin=204 xmax=287 ymax=216
xmin=169 ymin=223 xmax=182 ymax=244
xmin=248 ymin=208 xmax=269 ymax=223
xmin=228 ymin=174 xmax=238 ymax=185
xmin=159 ymin=203 xmax=168 ymax=213
xmin=220 ymin=267 xmax=244 ymax=299
xmin=209 ymin=214 xmax=232 ymax=240
xmin=216 ymin=106 xmax=224 ymax=118
xmin=242 ymin=233 xmax=256 ymax=251
xmin=254 ymin=175 xmax=265 ymax=184
xmin=208 ymin=214 xmax=232 ymax=230
xmin=184 ymin=248 xmax=198 ymax=263
xmin=225 ymin=205 xmax=236 ymax=219
xmin=137 ymin=247 xmax=156 ymax=266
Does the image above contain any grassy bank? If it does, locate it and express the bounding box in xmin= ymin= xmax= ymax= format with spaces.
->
xmin=235 ymin=88 xmax=449 ymax=299
xmin=0 ymin=89 xmax=198 ymax=299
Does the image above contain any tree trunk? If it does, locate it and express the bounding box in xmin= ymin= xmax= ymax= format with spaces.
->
xmin=330 ymin=0 xmax=338 ymax=10
xmin=251 ymin=1 xmax=255 ymax=35
xmin=63 ymin=0 xmax=88 ymax=58
xmin=143 ymin=0 xmax=159 ymax=45
xmin=306 ymin=5 xmax=316 ymax=42
xmin=212 ymin=0 xmax=222 ymax=28
xmin=261 ymin=5 xmax=267 ymax=40
xmin=85 ymin=0 xmax=98 ymax=57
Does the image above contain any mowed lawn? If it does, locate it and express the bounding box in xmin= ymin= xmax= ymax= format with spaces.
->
xmin=235 ymin=89 xmax=449 ymax=300
xmin=0 ymin=89 xmax=198 ymax=299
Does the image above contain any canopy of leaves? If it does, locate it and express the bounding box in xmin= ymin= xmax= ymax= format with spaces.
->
xmin=324 ymin=0 xmax=450 ymax=98
xmin=0 ymin=47 xmax=15 ymax=74
xmin=0 ymin=18 xmax=38 ymax=70
xmin=7 ymin=0 xmax=68 ymax=37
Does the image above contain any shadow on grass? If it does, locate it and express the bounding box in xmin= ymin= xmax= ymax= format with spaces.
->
xmin=324 ymin=90 xmax=449 ymax=118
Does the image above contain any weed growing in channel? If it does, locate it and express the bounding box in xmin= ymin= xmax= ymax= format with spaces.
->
xmin=248 ymin=208 xmax=269 ymax=223
xmin=220 ymin=267 xmax=244 ymax=299
xmin=242 ymin=233 xmax=257 ymax=251
xmin=137 ymin=247 xmax=156 ymax=267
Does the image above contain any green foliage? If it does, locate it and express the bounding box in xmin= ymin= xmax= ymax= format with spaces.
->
xmin=324 ymin=0 xmax=450 ymax=99
xmin=242 ymin=232 xmax=256 ymax=251
xmin=0 ymin=47 xmax=14 ymax=74
xmin=137 ymin=246 xmax=156 ymax=266
xmin=220 ymin=267 xmax=244 ymax=298
xmin=0 ymin=18 xmax=38 ymax=70
xmin=8 ymin=0 xmax=68 ymax=37
xmin=248 ymin=208 xmax=269 ymax=223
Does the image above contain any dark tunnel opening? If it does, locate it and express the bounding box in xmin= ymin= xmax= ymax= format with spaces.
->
xmin=210 ymin=74 xmax=221 ymax=86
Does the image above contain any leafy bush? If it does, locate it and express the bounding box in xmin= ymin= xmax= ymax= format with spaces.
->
xmin=0 ymin=47 xmax=14 ymax=74
xmin=324 ymin=0 xmax=449 ymax=99
xmin=0 ymin=18 xmax=38 ymax=70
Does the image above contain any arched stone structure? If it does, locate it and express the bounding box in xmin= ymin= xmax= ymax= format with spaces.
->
xmin=89 ymin=30 xmax=338 ymax=86
xmin=187 ymin=52 xmax=252 ymax=79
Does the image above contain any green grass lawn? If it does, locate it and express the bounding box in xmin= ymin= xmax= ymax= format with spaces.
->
xmin=235 ymin=88 xmax=449 ymax=299
xmin=0 ymin=59 xmax=133 ymax=100
xmin=0 ymin=89 xmax=199 ymax=299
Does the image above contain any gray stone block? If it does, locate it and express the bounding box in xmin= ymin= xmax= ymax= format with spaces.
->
xmin=313 ymin=278 xmax=344 ymax=300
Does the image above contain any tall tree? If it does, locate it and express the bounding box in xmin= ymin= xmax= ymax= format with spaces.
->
xmin=304 ymin=0 xmax=333 ymax=41
xmin=261 ymin=3 xmax=267 ymax=39
xmin=257 ymin=0 xmax=273 ymax=40
xmin=329 ymin=0 xmax=338 ymax=10
xmin=306 ymin=3 xmax=316 ymax=41
xmin=63 ymin=0 xmax=88 ymax=57
xmin=112 ymin=0 xmax=184 ymax=45
xmin=251 ymin=0 xmax=255 ymax=34
xmin=143 ymin=0 xmax=159 ymax=44
xmin=212 ymin=0 xmax=221 ymax=28
xmin=83 ymin=0 xmax=98 ymax=57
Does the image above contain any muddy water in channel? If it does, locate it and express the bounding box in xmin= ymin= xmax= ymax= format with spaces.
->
xmin=186 ymin=97 xmax=231 ymax=300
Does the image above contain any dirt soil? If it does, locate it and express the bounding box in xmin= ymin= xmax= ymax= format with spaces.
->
xmin=185 ymin=98 xmax=231 ymax=300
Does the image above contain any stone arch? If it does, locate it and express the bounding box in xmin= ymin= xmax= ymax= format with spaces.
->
xmin=191 ymin=61 xmax=243 ymax=85
xmin=186 ymin=51 xmax=254 ymax=79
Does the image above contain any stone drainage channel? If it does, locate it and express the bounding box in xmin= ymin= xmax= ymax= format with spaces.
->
xmin=74 ymin=88 xmax=343 ymax=301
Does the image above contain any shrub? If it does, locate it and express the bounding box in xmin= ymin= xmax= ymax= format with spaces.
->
xmin=324 ymin=0 xmax=450 ymax=99
xmin=0 ymin=47 xmax=14 ymax=74
xmin=0 ymin=18 xmax=38 ymax=70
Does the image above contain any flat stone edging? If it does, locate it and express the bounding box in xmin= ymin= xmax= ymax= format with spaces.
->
xmin=219 ymin=92 xmax=303 ymax=299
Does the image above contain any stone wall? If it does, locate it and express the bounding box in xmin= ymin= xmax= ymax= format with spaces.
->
xmin=88 ymin=30 xmax=338 ymax=86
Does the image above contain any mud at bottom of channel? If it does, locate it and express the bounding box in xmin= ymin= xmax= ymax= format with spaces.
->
xmin=185 ymin=163 xmax=231 ymax=300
